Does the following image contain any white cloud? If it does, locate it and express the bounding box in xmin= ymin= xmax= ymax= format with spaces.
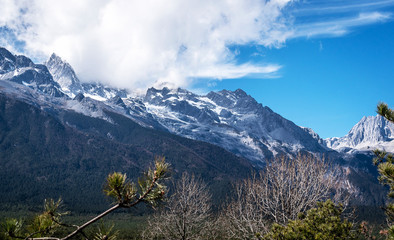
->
xmin=1 ymin=0 xmax=392 ymax=92
xmin=0 ymin=0 xmax=291 ymax=91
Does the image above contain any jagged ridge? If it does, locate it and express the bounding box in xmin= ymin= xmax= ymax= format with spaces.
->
xmin=324 ymin=115 xmax=394 ymax=153
xmin=0 ymin=47 xmax=391 ymax=206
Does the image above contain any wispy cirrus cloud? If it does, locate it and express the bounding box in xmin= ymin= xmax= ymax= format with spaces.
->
xmin=292 ymin=11 xmax=391 ymax=38
xmin=293 ymin=0 xmax=394 ymax=15
xmin=287 ymin=0 xmax=393 ymax=38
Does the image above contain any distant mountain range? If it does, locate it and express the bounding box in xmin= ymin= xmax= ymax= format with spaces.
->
xmin=44 ymin=50 xmax=394 ymax=161
xmin=44 ymin=51 xmax=326 ymax=165
xmin=0 ymin=47 xmax=391 ymax=209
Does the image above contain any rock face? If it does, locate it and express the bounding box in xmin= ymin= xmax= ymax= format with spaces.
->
xmin=0 ymin=48 xmax=64 ymax=97
xmin=324 ymin=115 xmax=394 ymax=153
xmin=45 ymin=53 xmax=128 ymax=100
xmin=45 ymin=53 xmax=83 ymax=96
xmin=143 ymin=87 xmax=327 ymax=164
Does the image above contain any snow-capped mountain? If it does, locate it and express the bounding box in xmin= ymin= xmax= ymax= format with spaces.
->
xmin=0 ymin=48 xmax=63 ymax=97
xmin=2 ymin=47 xmax=393 ymax=164
xmin=324 ymin=115 xmax=394 ymax=153
xmin=143 ymin=87 xmax=327 ymax=164
xmin=0 ymin=47 xmax=390 ymax=206
xmin=45 ymin=53 xmax=83 ymax=96
xmin=45 ymin=53 xmax=128 ymax=100
xmin=44 ymin=53 xmax=327 ymax=164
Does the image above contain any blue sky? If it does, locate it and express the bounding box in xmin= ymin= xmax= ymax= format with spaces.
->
xmin=0 ymin=0 xmax=393 ymax=138
xmin=202 ymin=1 xmax=394 ymax=138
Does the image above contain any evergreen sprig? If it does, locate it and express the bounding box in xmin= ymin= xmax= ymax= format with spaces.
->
xmin=2 ymin=218 xmax=23 ymax=239
xmin=373 ymin=102 xmax=394 ymax=238
xmin=93 ymin=221 xmax=119 ymax=240
xmin=262 ymin=200 xmax=355 ymax=240
xmin=104 ymin=156 xmax=169 ymax=207
xmin=1 ymin=157 xmax=170 ymax=240
xmin=377 ymin=102 xmax=394 ymax=123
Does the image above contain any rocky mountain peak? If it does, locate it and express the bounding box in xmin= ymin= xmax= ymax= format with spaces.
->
xmin=234 ymin=88 xmax=248 ymax=97
xmin=109 ymin=95 xmax=127 ymax=108
xmin=15 ymin=55 xmax=35 ymax=68
xmin=0 ymin=47 xmax=16 ymax=61
xmin=0 ymin=48 xmax=16 ymax=73
xmin=0 ymin=48 xmax=63 ymax=97
xmin=0 ymin=49 xmax=35 ymax=72
xmin=347 ymin=115 xmax=393 ymax=144
xmin=45 ymin=53 xmax=82 ymax=96
xmin=206 ymin=89 xmax=260 ymax=114
xmin=144 ymin=87 xmax=198 ymax=105
xmin=48 ymin=53 xmax=62 ymax=63
xmin=73 ymin=93 xmax=85 ymax=102
xmin=45 ymin=53 xmax=128 ymax=100
xmin=324 ymin=115 xmax=394 ymax=153
xmin=143 ymin=86 xmax=327 ymax=164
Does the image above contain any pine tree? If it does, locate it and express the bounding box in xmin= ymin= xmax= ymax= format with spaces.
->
xmin=1 ymin=157 xmax=169 ymax=240
xmin=262 ymin=200 xmax=355 ymax=240
xmin=373 ymin=102 xmax=394 ymax=239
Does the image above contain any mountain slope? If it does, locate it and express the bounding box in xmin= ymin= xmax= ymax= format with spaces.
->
xmin=0 ymin=81 xmax=253 ymax=211
xmin=324 ymin=115 xmax=394 ymax=153
xmin=143 ymin=87 xmax=327 ymax=164
xmin=45 ymin=53 xmax=330 ymax=164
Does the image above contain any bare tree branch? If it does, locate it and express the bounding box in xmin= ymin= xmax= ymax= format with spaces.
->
xmin=220 ymin=154 xmax=350 ymax=239
xmin=143 ymin=172 xmax=212 ymax=240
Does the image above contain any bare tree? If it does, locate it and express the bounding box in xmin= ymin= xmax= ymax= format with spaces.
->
xmin=220 ymin=154 xmax=349 ymax=239
xmin=143 ymin=172 xmax=212 ymax=240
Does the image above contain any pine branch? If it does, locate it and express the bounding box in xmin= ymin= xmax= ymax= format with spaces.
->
xmin=377 ymin=102 xmax=394 ymax=123
xmin=60 ymin=172 xmax=161 ymax=240
xmin=7 ymin=158 xmax=169 ymax=240
xmin=60 ymin=204 xmax=121 ymax=240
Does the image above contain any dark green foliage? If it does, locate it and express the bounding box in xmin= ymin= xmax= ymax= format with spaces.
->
xmin=262 ymin=200 xmax=355 ymax=240
xmin=0 ymin=158 xmax=169 ymax=240
xmin=373 ymin=102 xmax=394 ymax=239
xmin=105 ymin=172 xmax=138 ymax=205
xmin=104 ymin=158 xmax=168 ymax=207
xmin=374 ymin=150 xmax=394 ymax=199
xmin=93 ymin=221 xmax=119 ymax=240
xmin=1 ymin=199 xmax=66 ymax=239
xmin=1 ymin=218 xmax=23 ymax=239
xmin=377 ymin=103 xmax=394 ymax=123
xmin=373 ymin=150 xmax=394 ymax=239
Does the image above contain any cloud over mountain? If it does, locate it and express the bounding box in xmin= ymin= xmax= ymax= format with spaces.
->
xmin=0 ymin=0 xmax=392 ymax=93
xmin=0 ymin=0 xmax=290 ymax=91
